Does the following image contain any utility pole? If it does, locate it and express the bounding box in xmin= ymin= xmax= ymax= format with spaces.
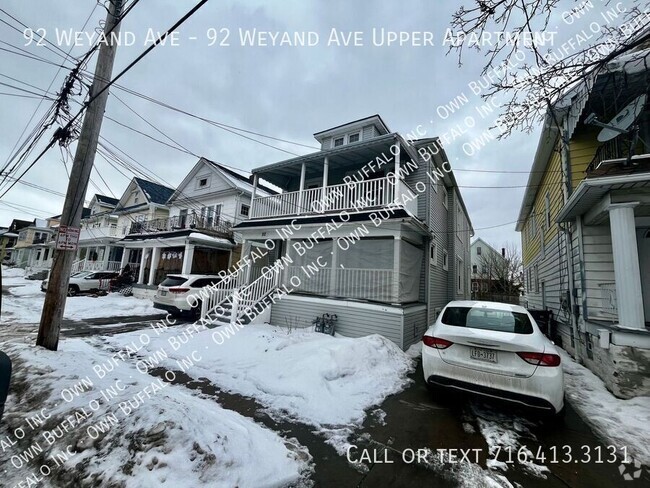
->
xmin=37 ymin=0 xmax=123 ymax=350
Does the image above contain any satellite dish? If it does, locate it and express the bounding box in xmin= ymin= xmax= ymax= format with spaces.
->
xmin=597 ymin=94 xmax=647 ymax=142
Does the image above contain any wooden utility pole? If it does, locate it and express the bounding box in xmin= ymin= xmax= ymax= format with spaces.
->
xmin=37 ymin=0 xmax=123 ymax=350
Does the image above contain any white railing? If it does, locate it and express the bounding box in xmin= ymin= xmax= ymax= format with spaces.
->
xmin=283 ymin=266 xmax=396 ymax=303
xmin=79 ymin=226 xmax=119 ymax=241
xmin=201 ymin=264 xmax=249 ymax=318
xmin=599 ymin=282 xmax=617 ymax=318
xmin=251 ymin=177 xmax=401 ymax=218
xmin=231 ymin=266 xmax=282 ymax=324
xmin=71 ymin=259 xmax=86 ymax=274
xmin=72 ymin=259 xmax=122 ymax=273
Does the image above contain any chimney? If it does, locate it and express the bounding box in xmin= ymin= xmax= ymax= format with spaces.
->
xmin=501 ymin=248 xmax=505 ymax=257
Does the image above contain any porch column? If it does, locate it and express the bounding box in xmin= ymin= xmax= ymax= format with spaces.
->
xmin=393 ymin=236 xmax=401 ymax=303
xmin=148 ymin=247 xmax=161 ymax=286
xmin=242 ymin=240 xmax=253 ymax=283
xmin=321 ymin=156 xmax=329 ymax=213
xmin=137 ymin=248 xmax=148 ymax=284
xmin=250 ymin=174 xmax=258 ymax=218
xmin=394 ymin=142 xmax=402 ymax=205
xmin=283 ymin=239 xmax=291 ymax=286
xmin=101 ymin=245 xmax=110 ymax=270
xmin=608 ymin=203 xmax=645 ymax=328
xmin=181 ymin=242 xmax=195 ymax=274
xmin=120 ymin=248 xmax=129 ymax=269
xmin=297 ymin=162 xmax=306 ymax=214
xmin=329 ymin=239 xmax=338 ymax=296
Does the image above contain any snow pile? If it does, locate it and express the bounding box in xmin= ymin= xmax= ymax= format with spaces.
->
xmin=107 ymin=324 xmax=414 ymax=431
xmin=561 ymin=351 xmax=650 ymax=465
xmin=1 ymin=272 xmax=157 ymax=323
xmin=0 ymin=339 xmax=310 ymax=487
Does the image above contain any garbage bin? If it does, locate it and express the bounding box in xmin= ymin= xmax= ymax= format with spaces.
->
xmin=0 ymin=350 xmax=11 ymax=423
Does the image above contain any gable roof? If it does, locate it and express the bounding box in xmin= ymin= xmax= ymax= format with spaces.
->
xmin=134 ymin=178 xmax=175 ymax=204
xmin=203 ymin=159 xmax=276 ymax=195
xmin=95 ymin=194 xmax=119 ymax=206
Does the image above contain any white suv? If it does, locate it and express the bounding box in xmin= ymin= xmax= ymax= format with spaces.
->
xmin=153 ymin=274 xmax=223 ymax=317
xmin=41 ymin=270 xmax=119 ymax=296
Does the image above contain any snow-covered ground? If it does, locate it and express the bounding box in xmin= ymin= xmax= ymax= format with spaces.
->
xmin=561 ymin=350 xmax=650 ymax=465
xmin=0 ymin=339 xmax=311 ymax=487
xmin=104 ymin=323 xmax=414 ymax=452
xmin=2 ymin=267 xmax=157 ymax=323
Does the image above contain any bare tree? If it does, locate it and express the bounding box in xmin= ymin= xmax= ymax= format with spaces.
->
xmin=449 ymin=1 xmax=650 ymax=136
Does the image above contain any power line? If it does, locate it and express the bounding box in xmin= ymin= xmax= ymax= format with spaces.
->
xmin=0 ymin=0 xmax=209 ymax=200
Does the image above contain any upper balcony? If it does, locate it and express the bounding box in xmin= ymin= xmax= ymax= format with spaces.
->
xmin=79 ymin=225 xmax=125 ymax=241
xmin=249 ymin=134 xmax=419 ymax=220
xmin=128 ymin=213 xmax=233 ymax=239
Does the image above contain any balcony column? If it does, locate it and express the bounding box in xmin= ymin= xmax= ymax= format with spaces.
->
xmin=393 ymin=142 xmax=402 ymax=206
xmin=250 ymin=174 xmax=258 ymax=218
xmin=148 ymin=247 xmax=161 ymax=286
xmin=321 ymin=156 xmax=329 ymax=213
xmin=329 ymin=239 xmax=338 ymax=296
xmin=297 ymin=162 xmax=306 ymax=214
xmin=182 ymin=242 xmax=195 ymax=274
xmin=393 ymin=236 xmax=401 ymax=303
xmin=137 ymin=248 xmax=148 ymax=284
xmin=608 ymin=203 xmax=645 ymax=328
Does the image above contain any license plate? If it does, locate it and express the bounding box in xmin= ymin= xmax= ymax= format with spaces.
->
xmin=160 ymin=291 xmax=167 ymax=296
xmin=470 ymin=347 xmax=497 ymax=363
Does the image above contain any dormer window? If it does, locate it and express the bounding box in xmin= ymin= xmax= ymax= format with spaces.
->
xmin=348 ymin=133 xmax=360 ymax=143
xmin=333 ymin=137 xmax=344 ymax=147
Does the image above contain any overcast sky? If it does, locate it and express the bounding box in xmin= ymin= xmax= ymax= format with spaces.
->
xmin=0 ymin=0 xmax=615 ymax=250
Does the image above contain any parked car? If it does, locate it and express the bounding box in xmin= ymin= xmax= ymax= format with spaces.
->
xmin=153 ymin=274 xmax=223 ymax=317
xmin=41 ymin=270 xmax=119 ymax=296
xmin=422 ymin=300 xmax=564 ymax=416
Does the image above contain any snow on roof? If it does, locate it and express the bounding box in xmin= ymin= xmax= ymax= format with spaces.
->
xmin=188 ymin=232 xmax=234 ymax=247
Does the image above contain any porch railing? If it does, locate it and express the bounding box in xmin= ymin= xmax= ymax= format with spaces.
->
xmin=283 ymin=266 xmax=397 ymax=303
xmin=129 ymin=214 xmax=233 ymax=238
xmin=201 ymin=264 xmax=249 ymax=319
xmin=251 ymin=177 xmax=414 ymax=219
xmin=72 ymin=259 xmax=122 ymax=274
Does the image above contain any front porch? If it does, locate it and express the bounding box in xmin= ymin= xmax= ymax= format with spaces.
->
xmin=122 ymin=232 xmax=235 ymax=286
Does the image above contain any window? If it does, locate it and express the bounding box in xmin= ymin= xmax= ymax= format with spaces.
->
xmin=348 ymin=133 xmax=360 ymax=143
xmin=199 ymin=178 xmax=208 ymax=188
xmin=240 ymin=203 xmax=250 ymax=217
xmin=534 ymin=263 xmax=540 ymax=293
xmin=472 ymin=282 xmax=479 ymax=292
xmin=477 ymin=246 xmax=482 ymax=255
xmin=457 ymin=257 xmax=463 ymax=292
xmin=334 ymin=137 xmax=344 ymax=147
xmin=442 ymin=186 xmax=448 ymax=209
xmin=442 ymin=249 xmax=448 ymax=270
xmin=531 ymin=213 xmax=537 ymax=237
xmin=472 ymin=264 xmax=477 ymax=274
xmin=481 ymin=282 xmax=488 ymax=292
xmin=545 ymin=192 xmax=551 ymax=229
xmin=430 ymin=242 xmax=438 ymax=265
xmin=441 ymin=306 xmax=534 ymax=334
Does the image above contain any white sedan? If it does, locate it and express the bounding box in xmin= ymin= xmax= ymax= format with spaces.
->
xmin=422 ymin=301 xmax=564 ymax=415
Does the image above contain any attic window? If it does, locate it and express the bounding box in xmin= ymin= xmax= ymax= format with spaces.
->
xmin=333 ymin=137 xmax=344 ymax=147
xmin=199 ymin=178 xmax=208 ymax=187
xmin=349 ymin=133 xmax=360 ymax=143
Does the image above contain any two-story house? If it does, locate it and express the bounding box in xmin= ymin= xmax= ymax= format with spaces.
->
xmin=0 ymin=219 xmax=32 ymax=263
xmin=121 ymin=159 xmax=273 ymax=290
xmin=201 ymin=115 xmax=473 ymax=351
xmin=517 ymin=48 xmax=650 ymax=398
xmin=73 ymin=194 xmax=124 ymax=273
xmin=14 ymin=218 xmax=57 ymax=277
